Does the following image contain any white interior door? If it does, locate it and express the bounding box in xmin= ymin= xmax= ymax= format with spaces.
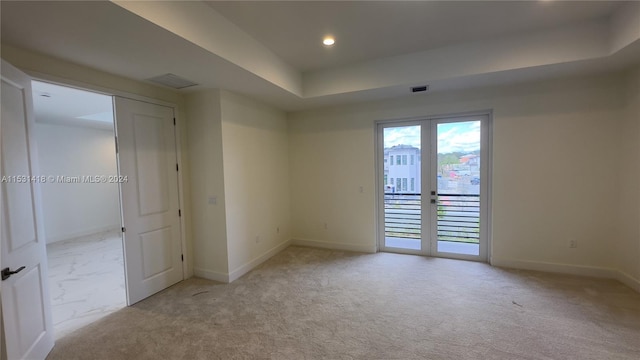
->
xmin=114 ymin=96 xmax=183 ymax=305
xmin=1 ymin=59 xmax=55 ymax=359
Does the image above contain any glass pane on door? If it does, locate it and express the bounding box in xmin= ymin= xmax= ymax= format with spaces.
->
xmin=383 ymin=125 xmax=421 ymax=250
xmin=436 ymin=121 xmax=481 ymax=256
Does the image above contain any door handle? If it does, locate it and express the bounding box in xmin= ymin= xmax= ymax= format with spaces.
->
xmin=1 ymin=266 xmax=26 ymax=281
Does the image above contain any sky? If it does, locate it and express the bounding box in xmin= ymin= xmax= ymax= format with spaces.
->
xmin=384 ymin=121 xmax=480 ymax=154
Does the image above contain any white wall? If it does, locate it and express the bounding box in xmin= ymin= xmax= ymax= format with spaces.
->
xmin=220 ymin=90 xmax=291 ymax=277
xmin=616 ymin=66 xmax=640 ymax=287
xmin=186 ymin=90 xmax=229 ymax=278
xmin=289 ymin=73 xmax=625 ymax=273
xmin=36 ymin=123 xmax=120 ymax=243
xmin=6 ymin=42 xmax=636 ymax=289
xmin=186 ymin=89 xmax=292 ymax=282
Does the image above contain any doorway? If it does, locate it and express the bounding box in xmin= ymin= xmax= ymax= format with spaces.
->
xmin=1 ymin=60 xmax=185 ymax=358
xmin=31 ymin=80 xmax=126 ymax=339
xmin=377 ymin=114 xmax=491 ymax=261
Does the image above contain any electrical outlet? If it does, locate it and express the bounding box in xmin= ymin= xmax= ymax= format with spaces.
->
xmin=569 ymin=239 xmax=578 ymax=248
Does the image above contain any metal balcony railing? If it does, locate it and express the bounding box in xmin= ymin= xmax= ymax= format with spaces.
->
xmin=436 ymin=193 xmax=480 ymax=243
xmin=384 ymin=193 xmax=421 ymax=239
xmin=384 ymin=193 xmax=480 ymax=243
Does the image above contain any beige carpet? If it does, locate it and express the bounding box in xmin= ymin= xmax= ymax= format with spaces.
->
xmin=48 ymin=246 xmax=640 ymax=360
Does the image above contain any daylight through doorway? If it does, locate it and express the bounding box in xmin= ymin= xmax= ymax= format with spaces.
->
xmin=32 ymin=80 xmax=126 ymax=338
xmin=378 ymin=114 xmax=490 ymax=261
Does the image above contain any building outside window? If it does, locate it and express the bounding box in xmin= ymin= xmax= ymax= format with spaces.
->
xmin=382 ymin=144 xmax=421 ymax=193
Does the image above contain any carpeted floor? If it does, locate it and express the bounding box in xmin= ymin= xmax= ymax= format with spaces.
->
xmin=47 ymin=246 xmax=640 ymax=360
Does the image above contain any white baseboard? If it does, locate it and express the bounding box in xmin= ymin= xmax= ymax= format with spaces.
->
xmin=615 ymin=270 xmax=640 ymax=293
xmin=193 ymin=268 xmax=229 ymax=283
xmin=46 ymin=225 xmax=121 ymax=244
xmin=194 ymin=240 xmax=291 ymax=284
xmin=228 ymin=240 xmax=292 ymax=282
xmin=291 ymin=238 xmax=376 ymax=253
xmin=490 ymin=258 xmax=616 ymax=278
xmin=491 ymin=257 xmax=640 ymax=293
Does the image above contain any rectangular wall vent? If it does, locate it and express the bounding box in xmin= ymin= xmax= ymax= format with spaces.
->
xmin=146 ymin=73 xmax=198 ymax=89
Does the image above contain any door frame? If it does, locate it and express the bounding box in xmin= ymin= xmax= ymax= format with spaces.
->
xmin=15 ymin=71 xmax=189 ymax=286
xmin=375 ymin=110 xmax=493 ymax=262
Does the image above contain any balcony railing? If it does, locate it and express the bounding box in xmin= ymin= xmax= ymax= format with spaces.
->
xmin=384 ymin=193 xmax=480 ymax=243
xmin=384 ymin=193 xmax=421 ymax=239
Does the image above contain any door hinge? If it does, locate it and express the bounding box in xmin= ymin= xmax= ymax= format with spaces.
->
xmin=114 ymin=136 xmax=119 ymax=153
xmin=176 ymin=164 xmax=179 ymax=172
xmin=178 ymin=209 xmax=181 ymax=217
xmin=173 ymin=118 xmax=176 ymax=126
xmin=181 ymin=254 xmax=184 ymax=262
xmin=121 ymin=227 xmax=126 ymax=233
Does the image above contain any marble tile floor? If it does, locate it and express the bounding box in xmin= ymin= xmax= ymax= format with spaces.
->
xmin=46 ymin=229 xmax=126 ymax=339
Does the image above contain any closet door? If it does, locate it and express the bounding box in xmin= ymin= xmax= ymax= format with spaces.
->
xmin=114 ymin=97 xmax=183 ymax=305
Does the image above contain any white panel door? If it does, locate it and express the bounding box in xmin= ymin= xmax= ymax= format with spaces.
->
xmin=114 ymin=97 xmax=182 ymax=305
xmin=1 ymin=59 xmax=55 ymax=359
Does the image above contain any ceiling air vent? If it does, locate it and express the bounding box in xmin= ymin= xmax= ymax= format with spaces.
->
xmin=146 ymin=73 xmax=198 ymax=89
xmin=411 ymin=85 xmax=429 ymax=93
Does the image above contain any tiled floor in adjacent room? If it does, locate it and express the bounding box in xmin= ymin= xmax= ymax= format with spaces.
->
xmin=47 ymin=229 xmax=126 ymax=339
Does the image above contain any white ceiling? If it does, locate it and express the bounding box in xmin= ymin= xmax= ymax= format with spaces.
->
xmin=2 ymin=1 xmax=639 ymax=111
xmin=208 ymin=1 xmax=618 ymax=71
xmin=32 ymin=81 xmax=114 ymax=130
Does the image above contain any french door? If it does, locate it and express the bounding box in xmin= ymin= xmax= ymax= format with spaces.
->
xmin=377 ymin=114 xmax=490 ymax=261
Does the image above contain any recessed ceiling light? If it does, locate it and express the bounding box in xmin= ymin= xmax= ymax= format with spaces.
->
xmin=323 ymin=36 xmax=335 ymax=46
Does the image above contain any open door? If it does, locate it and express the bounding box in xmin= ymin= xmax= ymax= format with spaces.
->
xmin=1 ymin=59 xmax=55 ymax=359
xmin=114 ymin=96 xmax=183 ymax=305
